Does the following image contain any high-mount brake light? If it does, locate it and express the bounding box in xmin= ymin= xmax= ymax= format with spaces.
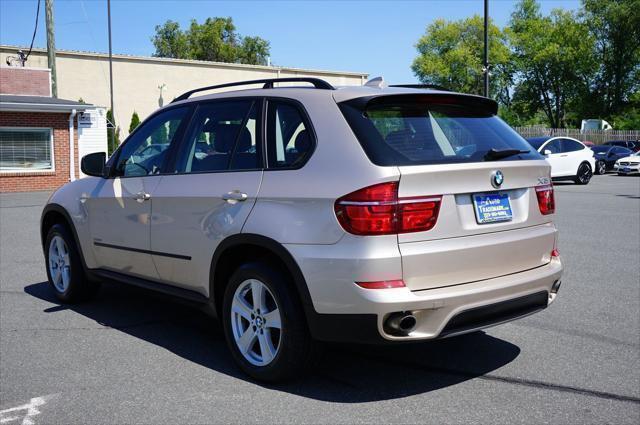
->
xmin=535 ymin=184 xmax=555 ymax=215
xmin=334 ymin=182 xmax=442 ymax=235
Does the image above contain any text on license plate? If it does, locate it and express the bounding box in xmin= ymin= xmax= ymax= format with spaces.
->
xmin=473 ymin=193 xmax=513 ymax=224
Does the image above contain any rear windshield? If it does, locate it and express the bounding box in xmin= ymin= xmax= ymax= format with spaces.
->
xmin=339 ymin=97 xmax=542 ymax=166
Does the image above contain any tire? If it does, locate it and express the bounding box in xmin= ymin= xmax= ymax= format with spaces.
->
xmin=574 ymin=162 xmax=592 ymax=185
xmin=222 ymin=261 xmax=319 ymax=382
xmin=44 ymin=224 xmax=99 ymax=303
xmin=596 ymin=160 xmax=607 ymax=175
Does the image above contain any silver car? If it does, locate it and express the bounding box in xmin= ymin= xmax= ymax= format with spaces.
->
xmin=41 ymin=77 xmax=563 ymax=382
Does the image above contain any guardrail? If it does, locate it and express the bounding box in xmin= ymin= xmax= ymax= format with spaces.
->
xmin=514 ymin=127 xmax=639 ymax=145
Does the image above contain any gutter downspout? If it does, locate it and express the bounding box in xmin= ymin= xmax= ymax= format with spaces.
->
xmin=69 ymin=109 xmax=77 ymax=182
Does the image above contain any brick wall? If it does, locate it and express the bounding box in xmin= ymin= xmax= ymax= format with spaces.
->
xmin=0 ymin=111 xmax=78 ymax=192
xmin=0 ymin=66 xmax=51 ymax=96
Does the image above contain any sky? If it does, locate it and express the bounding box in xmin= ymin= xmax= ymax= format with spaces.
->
xmin=0 ymin=0 xmax=581 ymax=83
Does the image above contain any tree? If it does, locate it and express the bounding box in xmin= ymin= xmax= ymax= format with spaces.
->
xmin=238 ymin=36 xmax=270 ymax=66
xmin=129 ymin=111 xmax=141 ymax=134
xmin=581 ymin=0 xmax=640 ymax=116
xmin=509 ymin=0 xmax=597 ymax=128
xmin=411 ymin=16 xmax=512 ymax=100
xmin=151 ymin=20 xmax=188 ymax=59
xmin=151 ymin=17 xmax=270 ymax=65
xmin=106 ymin=109 xmax=120 ymax=155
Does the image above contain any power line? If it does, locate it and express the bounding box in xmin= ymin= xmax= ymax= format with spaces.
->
xmin=25 ymin=0 xmax=42 ymax=61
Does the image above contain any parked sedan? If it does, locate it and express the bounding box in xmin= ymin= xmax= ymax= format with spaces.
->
xmin=615 ymin=152 xmax=640 ymax=175
xmin=604 ymin=140 xmax=640 ymax=152
xmin=527 ymin=136 xmax=595 ymax=184
xmin=591 ymin=145 xmax=633 ymax=174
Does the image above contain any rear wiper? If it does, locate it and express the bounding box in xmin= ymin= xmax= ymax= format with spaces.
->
xmin=484 ymin=148 xmax=530 ymax=161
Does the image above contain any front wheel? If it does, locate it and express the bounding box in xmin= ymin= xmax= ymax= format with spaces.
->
xmin=222 ymin=262 xmax=319 ymax=382
xmin=574 ymin=162 xmax=593 ymax=185
xmin=596 ymin=160 xmax=607 ymax=175
xmin=44 ymin=224 xmax=99 ymax=303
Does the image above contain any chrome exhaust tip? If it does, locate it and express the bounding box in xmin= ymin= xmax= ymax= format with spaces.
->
xmin=384 ymin=312 xmax=417 ymax=336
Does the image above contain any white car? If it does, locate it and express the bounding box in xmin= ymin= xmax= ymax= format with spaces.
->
xmin=526 ymin=137 xmax=596 ymax=184
xmin=615 ymin=152 xmax=640 ymax=175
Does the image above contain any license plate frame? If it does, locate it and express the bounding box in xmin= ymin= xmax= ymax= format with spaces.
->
xmin=473 ymin=192 xmax=513 ymax=224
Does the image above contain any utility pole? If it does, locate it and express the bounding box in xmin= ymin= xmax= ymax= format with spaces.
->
xmin=483 ymin=0 xmax=489 ymax=98
xmin=107 ymin=0 xmax=116 ymax=150
xmin=45 ymin=0 xmax=57 ymax=97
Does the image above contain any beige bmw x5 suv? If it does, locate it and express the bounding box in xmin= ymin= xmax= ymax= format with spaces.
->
xmin=41 ymin=77 xmax=563 ymax=381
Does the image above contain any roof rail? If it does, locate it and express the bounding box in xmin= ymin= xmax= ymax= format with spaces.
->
xmin=172 ymin=77 xmax=335 ymax=103
xmin=389 ymin=84 xmax=450 ymax=91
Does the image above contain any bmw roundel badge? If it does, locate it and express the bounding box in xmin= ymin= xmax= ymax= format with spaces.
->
xmin=492 ymin=170 xmax=504 ymax=188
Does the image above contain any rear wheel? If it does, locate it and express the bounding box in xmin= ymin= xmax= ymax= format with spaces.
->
xmin=574 ymin=162 xmax=592 ymax=185
xmin=596 ymin=160 xmax=607 ymax=175
xmin=45 ymin=224 xmax=99 ymax=303
xmin=222 ymin=261 xmax=319 ymax=382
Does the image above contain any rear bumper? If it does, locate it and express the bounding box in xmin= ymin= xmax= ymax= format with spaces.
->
xmin=304 ymin=257 xmax=562 ymax=343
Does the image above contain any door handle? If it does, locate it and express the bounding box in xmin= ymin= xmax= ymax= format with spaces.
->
xmin=222 ymin=191 xmax=248 ymax=203
xmin=134 ymin=191 xmax=151 ymax=202
xmin=560 ymin=154 xmax=568 ymax=157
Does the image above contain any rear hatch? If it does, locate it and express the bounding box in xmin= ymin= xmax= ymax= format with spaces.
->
xmin=339 ymin=92 xmax=557 ymax=290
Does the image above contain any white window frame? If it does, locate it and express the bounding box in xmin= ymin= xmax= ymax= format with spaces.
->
xmin=0 ymin=127 xmax=55 ymax=173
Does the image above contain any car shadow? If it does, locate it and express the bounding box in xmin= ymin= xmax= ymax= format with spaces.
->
xmin=25 ymin=281 xmax=520 ymax=403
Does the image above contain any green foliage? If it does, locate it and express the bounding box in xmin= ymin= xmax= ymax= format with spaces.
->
xmin=106 ymin=109 xmax=120 ymax=155
xmin=411 ymin=16 xmax=511 ymax=99
xmin=129 ymin=111 xmax=141 ymax=134
xmin=412 ymin=0 xmax=640 ymax=129
xmin=151 ymin=17 xmax=270 ymax=65
xmin=580 ymin=0 xmax=640 ymax=116
xmin=509 ymin=0 xmax=597 ymax=128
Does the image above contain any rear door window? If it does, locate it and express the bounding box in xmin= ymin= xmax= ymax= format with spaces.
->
xmin=339 ymin=96 xmax=541 ymax=166
xmin=175 ymin=100 xmax=261 ymax=173
xmin=562 ymin=139 xmax=584 ymax=152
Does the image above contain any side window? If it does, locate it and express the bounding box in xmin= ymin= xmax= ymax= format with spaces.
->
xmin=563 ymin=139 xmax=584 ymax=152
xmin=113 ymin=107 xmax=188 ymax=177
xmin=544 ymin=139 xmax=562 ymax=154
xmin=266 ymin=101 xmax=312 ymax=168
xmin=175 ymin=100 xmax=260 ymax=173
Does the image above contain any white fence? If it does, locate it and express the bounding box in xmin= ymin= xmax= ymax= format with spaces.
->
xmin=514 ymin=127 xmax=640 ymax=145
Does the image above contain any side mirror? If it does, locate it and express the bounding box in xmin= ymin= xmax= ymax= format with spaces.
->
xmin=543 ymin=149 xmax=552 ymax=156
xmin=81 ymin=152 xmax=107 ymax=177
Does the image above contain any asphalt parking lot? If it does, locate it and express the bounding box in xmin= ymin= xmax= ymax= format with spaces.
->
xmin=1 ymin=175 xmax=639 ymax=424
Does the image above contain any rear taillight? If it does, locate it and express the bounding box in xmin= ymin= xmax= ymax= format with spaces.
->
xmin=535 ymin=184 xmax=555 ymax=215
xmin=334 ymin=182 xmax=442 ymax=235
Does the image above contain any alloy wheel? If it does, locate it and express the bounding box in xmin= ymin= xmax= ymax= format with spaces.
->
xmin=48 ymin=235 xmax=71 ymax=293
xmin=598 ymin=161 xmax=606 ymax=175
xmin=230 ymin=279 xmax=282 ymax=366
xmin=579 ymin=163 xmax=592 ymax=184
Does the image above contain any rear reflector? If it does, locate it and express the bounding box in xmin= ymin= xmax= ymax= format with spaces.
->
xmin=356 ymin=280 xmax=406 ymax=289
xmin=335 ymin=182 xmax=442 ymax=235
xmin=551 ymin=248 xmax=560 ymax=258
xmin=535 ymin=184 xmax=555 ymax=215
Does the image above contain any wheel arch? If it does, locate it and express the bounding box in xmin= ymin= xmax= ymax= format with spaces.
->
xmin=41 ymin=204 xmax=89 ymax=270
xmin=209 ymin=234 xmax=315 ymax=321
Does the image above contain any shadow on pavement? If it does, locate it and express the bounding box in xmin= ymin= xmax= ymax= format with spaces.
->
xmin=25 ymin=280 xmax=520 ymax=403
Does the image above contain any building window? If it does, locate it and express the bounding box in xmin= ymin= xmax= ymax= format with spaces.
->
xmin=0 ymin=128 xmax=54 ymax=171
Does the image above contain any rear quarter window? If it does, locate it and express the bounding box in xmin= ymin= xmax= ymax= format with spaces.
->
xmin=339 ymin=95 xmax=542 ymax=166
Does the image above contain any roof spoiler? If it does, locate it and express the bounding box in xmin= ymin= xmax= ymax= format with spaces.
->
xmin=172 ymin=77 xmax=335 ymax=103
xmin=389 ymin=84 xmax=450 ymax=91
xmin=340 ymin=93 xmax=499 ymax=115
